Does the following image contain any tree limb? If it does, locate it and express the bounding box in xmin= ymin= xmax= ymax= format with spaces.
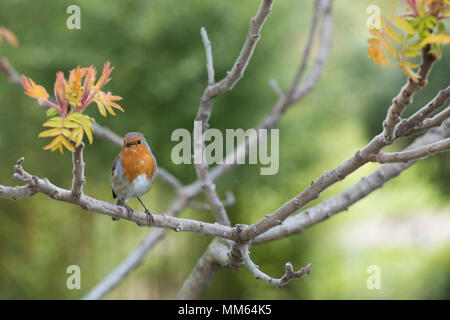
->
xmin=382 ymin=47 xmax=437 ymax=143
xmin=253 ymin=118 xmax=450 ymax=244
xmin=71 ymin=143 xmax=85 ymax=199
xmin=241 ymin=244 xmax=311 ymax=287
xmin=395 ymin=85 xmax=450 ymax=138
xmin=371 ymin=137 xmax=450 ymax=163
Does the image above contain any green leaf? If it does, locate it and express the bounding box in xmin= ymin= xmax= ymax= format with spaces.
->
xmin=46 ymin=108 xmax=59 ymax=117
xmin=393 ymin=17 xmax=415 ymax=35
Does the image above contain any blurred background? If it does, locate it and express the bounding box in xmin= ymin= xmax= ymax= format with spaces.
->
xmin=0 ymin=0 xmax=449 ymax=299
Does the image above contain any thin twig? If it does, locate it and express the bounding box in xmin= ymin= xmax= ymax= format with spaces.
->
xmin=287 ymin=0 xmax=323 ymax=97
xmin=241 ymin=244 xmax=311 ymax=287
xmin=395 ymin=85 xmax=450 ymax=138
xmin=188 ymin=190 xmax=235 ymax=211
xmin=201 ymin=27 xmax=215 ymax=86
xmin=382 ymin=47 xmax=437 ymax=143
xmin=370 ymin=137 xmax=450 ymax=163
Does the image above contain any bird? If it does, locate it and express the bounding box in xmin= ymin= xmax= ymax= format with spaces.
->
xmin=110 ymin=132 xmax=157 ymax=223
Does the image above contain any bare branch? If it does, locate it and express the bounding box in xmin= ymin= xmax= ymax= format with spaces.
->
xmin=194 ymin=121 xmax=230 ymax=224
xmin=287 ymin=0 xmax=323 ymax=98
xmin=0 ymin=184 xmax=36 ymax=200
xmin=382 ymin=48 xmax=437 ymax=143
xmin=238 ymin=43 xmax=442 ymax=243
xmin=83 ymin=228 xmax=166 ymax=300
xmin=71 ymin=143 xmax=85 ymax=199
xmin=370 ymin=137 xmax=450 ymax=163
xmin=4 ymin=158 xmax=238 ymax=239
xmin=0 ymin=57 xmax=21 ymax=84
xmin=241 ymin=244 xmax=311 ymax=287
xmin=191 ymin=1 xmax=275 ymax=226
xmin=176 ymin=0 xmax=334 ymax=299
xmin=176 ymin=238 xmax=230 ymax=300
xmin=195 ymin=0 xmax=274 ymax=132
xmin=91 ymin=123 xmax=123 ymax=146
xmin=290 ymin=0 xmax=333 ymax=103
xmin=209 ymin=0 xmax=333 ymax=182
xmin=269 ymin=78 xmax=282 ymax=96
xmin=201 ymin=27 xmax=215 ymax=86
xmin=83 ymin=195 xmax=189 ymax=299
xmin=211 ymin=0 xmax=274 ymax=95
xmin=417 ymin=107 xmax=450 ymax=132
xmin=254 ymin=118 xmax=450 ymax=244
xmin=192 ymin=3 xmax=276 ymax=227
xmin=188 ymin=190 xmax=235 ymax=211
xmin=396 ymin=85 xmax=450 ymax=138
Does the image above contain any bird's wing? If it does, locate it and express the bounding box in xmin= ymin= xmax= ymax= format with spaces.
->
xmin=111 ymin=153 xmax=121 ymax=199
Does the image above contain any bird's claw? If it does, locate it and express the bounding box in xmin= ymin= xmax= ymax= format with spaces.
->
xmin=145 ymin=209 xmax=153 ymax=225
xmin=124 ymin=205 xmax=134 ymax=218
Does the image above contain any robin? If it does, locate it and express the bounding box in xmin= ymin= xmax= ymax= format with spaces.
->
xmin=110 ymin=132 xmax=157 ymax=223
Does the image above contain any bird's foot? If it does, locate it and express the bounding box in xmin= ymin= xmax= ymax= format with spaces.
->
xmin=145 ymin=209 xmax=154 ymax=226
xmin=115 ymin=200 xmax=134 ymax=219
xmin=123 ymin=204 xmax=134 ymax=218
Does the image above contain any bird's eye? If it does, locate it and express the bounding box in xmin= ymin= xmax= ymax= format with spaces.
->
xmin=137 ymin=140 xmax=141 ymax=144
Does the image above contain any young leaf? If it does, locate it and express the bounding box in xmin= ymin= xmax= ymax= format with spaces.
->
xmin=38 ymin=128 xmax=63 ymax=138
xmin=46 ymin=108 xmax=59 ymax=117
xmin=393 ymin=17 xmax=416 ymax=35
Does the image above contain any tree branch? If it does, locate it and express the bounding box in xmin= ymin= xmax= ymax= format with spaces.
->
xmin=4 ymin=158 xmax=239 ymax=239
xmin=176 ymin=238 xmax=230 ymax=300
xmin=289 ymin=0 xmax=333 ymax=103
xmin=0 ymin=184 xmax=36 ymax=200
xmin=241 ymin=244 xmax=311 ymax=287
xmin=253 ymin=118 xmax=450 ymax=244
xmin=83 ymin=228 xmax=166 ymax=300
xmin=176 ymin=0 xmax=334 ymax=299
xmin=371 ymin=137 xmax=450 ymax=163
xmin=238 ymin=68 xmax=445 ymax=243
xmin=382 ymin=47 xmax=437 ymax=143
xmin=211 ymin=0 xmax=274 ymax=95
xmin=395 ymin=85 xmax=450 ymax=138
xmin=201 ymin=27 xmax=215 ymax=86
xmin=71 ymin=143 xmax=85 ymax=199
xmin=82 ymin=195 xmax=189 ymax=299
xmin=188 ymin=190 xmax=235 ymax=211
xmin=195 ymin=0 xmax=274 ymax=132
xmin=194 ymin=26 xmax=232 ymax=226
xmin=287 ymin=0 xmax=322 ymax=95
xmin=209 ymin=0 xmax=333 ymax=183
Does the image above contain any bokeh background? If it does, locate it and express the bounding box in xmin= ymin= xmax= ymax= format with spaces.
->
xmin=0 ymin=0 xmax=449 ymax=299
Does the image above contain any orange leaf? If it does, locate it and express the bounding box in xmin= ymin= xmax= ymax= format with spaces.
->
xmin=0 ymin=27 xmax=19 ymax=47
xmin=22 ymin=75 xmax=49 ymax=105
xmin=367 ymin=38 xmax=390 ymax=67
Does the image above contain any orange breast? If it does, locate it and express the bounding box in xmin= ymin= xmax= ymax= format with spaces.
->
xmin=120 ymin=145 xmax=156 ymax=182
